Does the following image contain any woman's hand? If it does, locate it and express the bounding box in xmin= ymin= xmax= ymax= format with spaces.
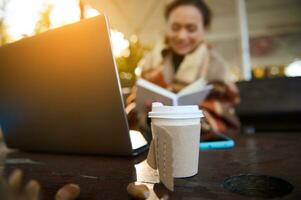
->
xmin=144 ymin=100 xmax=153 ymax=113
xmin=141 ymin=67 xmax=168 ymax=88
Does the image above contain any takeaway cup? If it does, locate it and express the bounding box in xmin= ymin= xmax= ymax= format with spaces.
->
xmin=148 ymin=102 xmax=203 ymax=177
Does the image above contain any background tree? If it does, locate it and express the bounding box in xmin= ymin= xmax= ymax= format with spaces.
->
xmin=34 ymin=5 xmax=52 ymax=34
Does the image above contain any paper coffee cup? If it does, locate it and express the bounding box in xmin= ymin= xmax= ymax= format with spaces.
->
xmin=148 ymin=102 xmax=203 ymax=178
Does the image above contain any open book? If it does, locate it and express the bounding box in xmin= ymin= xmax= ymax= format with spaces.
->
xmin=135 ymin=78 xmax=213 ymax=112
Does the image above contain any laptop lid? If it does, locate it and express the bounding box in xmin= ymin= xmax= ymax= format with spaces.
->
xmin=0 ymin=15 xmax=147 ymax=156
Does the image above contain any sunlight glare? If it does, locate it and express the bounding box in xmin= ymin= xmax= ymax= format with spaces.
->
xmin=3 ymin=0 xmax=81 ymax=41
xmin=3 ymin=0 xmax=129 ymax=59
xmin=5 ymin=0 xmax=43 ymax=40
xmin=110 ymin=29 xmax=130 ymax=58
xmin=285 ymin=60 xmax=301 ymax=77
xmin=85 ymin=5 xmax=100 ymax=18
xmin=48 ymin=0 xmax=80 ymax=28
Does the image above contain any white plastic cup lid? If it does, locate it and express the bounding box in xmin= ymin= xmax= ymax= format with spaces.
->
xmin=148 ymin=102 xmax=203 ymax=119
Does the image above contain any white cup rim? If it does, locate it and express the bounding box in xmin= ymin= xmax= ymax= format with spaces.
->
xmin=149 ymin=111 xmax=203 ymax=119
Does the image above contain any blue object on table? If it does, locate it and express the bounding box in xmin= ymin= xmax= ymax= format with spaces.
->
xmin=199 ymin=135 xmax=235 ymax=150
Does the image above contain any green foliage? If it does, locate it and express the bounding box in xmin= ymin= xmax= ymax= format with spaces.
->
xmin=116 ymin=39 xmax=149 ymax=87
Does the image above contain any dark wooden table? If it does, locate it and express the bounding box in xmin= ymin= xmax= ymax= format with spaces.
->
xmin=0 ymin=133 xmax=300 ymax=199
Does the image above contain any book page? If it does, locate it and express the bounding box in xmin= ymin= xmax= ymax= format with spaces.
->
xmin=135 ymin=79 xmax=178 ymax=112
xmin=177 ymin=79 xmax=207 ymax=96
xmin=177 ymin=85 xmax=213 ymax=105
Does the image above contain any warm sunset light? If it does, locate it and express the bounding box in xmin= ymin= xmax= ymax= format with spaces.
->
xmin=4 ymin=0 xmax=81 ymax=41
xmin=4 ymin=0 xmax=44 ymax=40
xmin=84 ymin=5 xmax=100 ymax=18
xmin=2 ymin=0 xmax=128 ymax=59
xmin=49 ymin=0 xmax=81 ymax=28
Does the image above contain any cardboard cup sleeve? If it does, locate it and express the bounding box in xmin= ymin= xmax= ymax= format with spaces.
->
xmin=147 ymin=123 xmax=200 ymax=191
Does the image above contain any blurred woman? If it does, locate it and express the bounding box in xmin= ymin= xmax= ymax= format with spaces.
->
xmin=127 ymin=0 xmax=240 ymax=141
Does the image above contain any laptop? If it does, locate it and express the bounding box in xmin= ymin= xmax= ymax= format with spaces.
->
xmin=0 ymin=15 xmax=148 ymax=156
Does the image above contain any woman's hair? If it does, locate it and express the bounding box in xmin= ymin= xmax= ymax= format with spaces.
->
xmin=164 ymin=0 xmax=212 ymax=28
